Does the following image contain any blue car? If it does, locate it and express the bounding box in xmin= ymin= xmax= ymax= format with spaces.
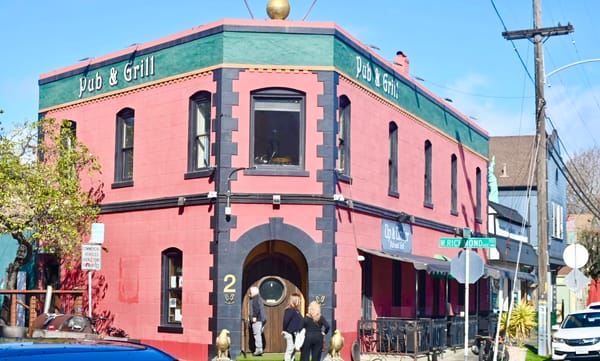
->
xmin=0 ymin=339 xmax=178 ymax=360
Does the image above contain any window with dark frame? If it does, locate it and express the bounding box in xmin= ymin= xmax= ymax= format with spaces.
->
xmin=476 ymin=167 xmax=482 ymax=222
xmin=251 ymin=88 xmax=305 ymax=169
xmin=61 ymin=120 xmax=77 ymax=150
xmin=433 ymin=278 xmax=441 ymax=317
xmin=424 ymin=140 xmax=433 ymax=207
xmin=389 ymin=121 xmax=398 ymax=196
xmin=417 ymin=270 xmax=426 ymax=315
xmin=337 ymin=95 xmax=351 ymax=177
xmin=159 ymin=248 xmax=183 ymax=333
xmin=188 ymin=91 xmax=211 ymax=172
xmin=451 ymin=154 xmax=458 ymax=215
xmin=113 ymin=108 xmax=134 ymax=186
xmin=361 ymin=256 xmax=373 ymax=320
xmin=392 ymin=260 xmax=401 ymax=307
xmin=552 ymin=202 xmax=564 ymax=239
xmin=60 ymin=120 xmax=77 ymax=179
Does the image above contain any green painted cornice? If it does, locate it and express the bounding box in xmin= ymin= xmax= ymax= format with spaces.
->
xmin=39 ymin=22 xmax=488 ymax=157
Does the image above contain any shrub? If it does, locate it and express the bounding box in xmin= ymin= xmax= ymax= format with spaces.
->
xmin=500 ymin=302 xmax=537 ymax=346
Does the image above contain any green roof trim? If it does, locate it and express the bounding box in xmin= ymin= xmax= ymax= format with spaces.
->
xmin=39 ymin=24 xmax=488 ymax=157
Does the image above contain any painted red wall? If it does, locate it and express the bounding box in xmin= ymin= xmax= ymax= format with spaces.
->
xmin=45 ymin=74 xmax=218 ymax=357
xmin=335 ymin=77 xmax=487 ymax=235
xmin=41 ymin=24 xmax=488 ymax=361
xmin=47 ymin=73 xmax=218 ymax=203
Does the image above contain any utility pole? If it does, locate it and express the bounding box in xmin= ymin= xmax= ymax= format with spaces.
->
xmin=502 ymin=0 xmax=573 ymax=356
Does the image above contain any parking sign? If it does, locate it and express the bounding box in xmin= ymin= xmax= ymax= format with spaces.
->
xmin=82 ymin=244 xmax=102 ymax=271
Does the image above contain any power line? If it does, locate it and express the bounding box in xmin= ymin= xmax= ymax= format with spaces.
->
xmin=549 ymin=128 xmax=600 ymax=216
xmin=415 ymin=76 xmax=534 ymax=100
xmin=549 ymin=143 xmax=600 ymax=218
xmin=302 ymin=0 xmax=318 ymax=21
xmin=490 ymin=0 xmax=535 ymax=84
xmin=243 ymin=0 xmax=254 ymax=19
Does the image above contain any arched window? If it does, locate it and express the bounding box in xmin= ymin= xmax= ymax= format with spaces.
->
xmin=61 ymin=120 xmax=77 ymax=150
xmin=337 ymin=95 xmax=351 ymax=177
xmin=159 ymin=247 xmax=183 ymax=333
xmin=60 ymin=120 xmax=77 ymax=179
xmin=424 ymin=140 xmax=433 ymax=207
xmin=113 ymin=108 xmax=134 ymax=187
xmin=389 ymin=121 xmax=398 ymax=196
xmin=451 ymin=154 xmax=458 ymax=215
xmin=188 ymin=91 xmax=212 ymax=173
xmin=476 ymin=167 xmax=482 ymax=222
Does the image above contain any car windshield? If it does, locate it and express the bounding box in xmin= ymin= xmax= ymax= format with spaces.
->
xmin=563 ymin=312 xmax=600 ymax=328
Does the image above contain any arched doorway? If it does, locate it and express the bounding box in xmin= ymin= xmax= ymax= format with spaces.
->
xmin=241 ymin=240 xmax=307 ymax=354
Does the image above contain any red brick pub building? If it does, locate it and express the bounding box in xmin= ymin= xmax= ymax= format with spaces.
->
xmin=39 ymin=16 xmax=493 ymax=361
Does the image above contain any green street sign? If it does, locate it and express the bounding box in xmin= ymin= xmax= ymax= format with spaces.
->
xmin=439 ymin=237 xmax=496 ymax=248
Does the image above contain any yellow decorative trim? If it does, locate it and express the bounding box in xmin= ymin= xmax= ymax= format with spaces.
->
xmin=40 ymin=63 xmax=487 ymax=161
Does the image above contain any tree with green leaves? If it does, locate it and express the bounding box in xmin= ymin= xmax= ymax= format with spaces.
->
xmin=0 ymin=118 xmax=103 ymax=323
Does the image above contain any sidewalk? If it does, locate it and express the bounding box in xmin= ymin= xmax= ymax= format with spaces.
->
xmin=440 ymin=331 xmax=551 ymax=361
xmin=441 ymin=347 xmax=479 ymax=360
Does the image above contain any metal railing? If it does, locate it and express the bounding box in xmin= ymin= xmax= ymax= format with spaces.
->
xmin=0 ymin=289 xmax=85 ymax=336
xmin=357 ymin=315 xmax=488 ymax=358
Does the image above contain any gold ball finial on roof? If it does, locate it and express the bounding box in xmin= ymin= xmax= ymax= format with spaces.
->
xmin=267 ymin=0 xmax=290 ymax=20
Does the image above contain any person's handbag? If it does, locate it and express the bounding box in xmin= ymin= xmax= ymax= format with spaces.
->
xmin=294 ymin=328 xmax=306 ymax=349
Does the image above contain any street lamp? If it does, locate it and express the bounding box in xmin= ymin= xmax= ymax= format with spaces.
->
xmin=545 ymin=59 xmax=600 ymax=84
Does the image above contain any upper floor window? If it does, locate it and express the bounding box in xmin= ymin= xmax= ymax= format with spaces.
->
xmin=337 ymin=95 xmax=351 ymax=177
xmin=60 ymin=120 xmax=77 ymax=150
xmin=159 ymin=248 xmax=183 ymax=333
xmin=451 ymin=154 xmax=458 ymax=215
xmin=188 ymin=91 xmax=212 ymax=173
xmin=552 ymin=202 xmax=564 ymax=239
xmin=424 ymin=140 xmax=433 ymax=207
xmin=389 ymin=121 xmax=398 ymax=197
xmin=113 ymin=108 xmax=134 ymax=187
xmin=60 ymin=120 xmax=77 ymax=179
xmin=476 ymin=167 xmax=482 ymax=222
xmin=251 ymin=88 xmax=305 ymax=170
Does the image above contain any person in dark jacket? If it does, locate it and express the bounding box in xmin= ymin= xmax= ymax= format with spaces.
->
xmin=282 ymin=293 xmax=305 ymax=361
xmin=249 ymin=286 xmax=267 ymax=356
xmin=300 ymin=300 xmax=330 ymax=361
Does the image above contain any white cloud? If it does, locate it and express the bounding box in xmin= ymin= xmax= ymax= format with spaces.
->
xmin=442 ymin=73 xmax=537 ymax=139
xmin=545 ymin=83 xmax=600 ymax=154
xmin=434 ymin=72 xmax=600 ymax=156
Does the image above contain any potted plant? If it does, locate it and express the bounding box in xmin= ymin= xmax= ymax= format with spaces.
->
xmin=500 ymin=302 xmax=537 ymax=359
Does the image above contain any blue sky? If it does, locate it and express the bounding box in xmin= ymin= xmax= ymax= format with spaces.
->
xmin=1 ymin=0 xmax=600 ymax=156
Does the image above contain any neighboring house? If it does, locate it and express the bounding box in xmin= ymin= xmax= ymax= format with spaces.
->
xmin=487 ymin=201 xmax=537 ymax=309
xmin=0 ymin=234 xmax=19 ymax=310
xmin=38 ymin=15 xmax=500 ymax=360
xmin=489 ymin=134 xmax=568 ymax=319
xmin=0 ymin=233 xmax=40 ymax=326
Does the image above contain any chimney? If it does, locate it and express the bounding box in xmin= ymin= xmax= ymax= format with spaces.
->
xmin=393 ymin=51 xmax=410 ymax=76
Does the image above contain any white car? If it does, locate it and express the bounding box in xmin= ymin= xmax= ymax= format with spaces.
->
xmin=587 ymin=302 xmax=600 ymax=310
xmin=552 ymin=309 xmax=600 ymax=360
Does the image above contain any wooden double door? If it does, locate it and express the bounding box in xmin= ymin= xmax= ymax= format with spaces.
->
xmin=242 ymin=276 xmax=305 ymax=353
